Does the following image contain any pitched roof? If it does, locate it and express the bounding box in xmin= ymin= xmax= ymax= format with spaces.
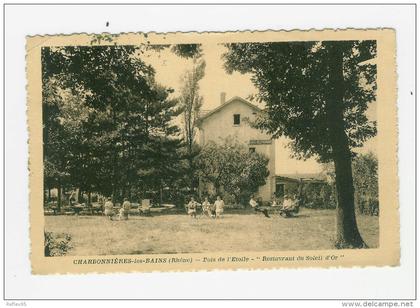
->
xmin=198 ymin=96 xmax=261 ymax=123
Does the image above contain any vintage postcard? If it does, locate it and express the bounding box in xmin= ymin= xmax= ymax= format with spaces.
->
xmin=27 ymin=29 xmax=398 ymax=274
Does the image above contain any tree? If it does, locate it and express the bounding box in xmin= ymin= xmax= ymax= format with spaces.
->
xmin=135 ymin=84 xmax=184 ymax=204
xmin=195 ymin=137 xmax=269 ymax=205
xmin=42 ymin=77 xmax=75 ymax=209
xmin=178 ymin=59 xmax=206 ymax=192
xmin=223 ymin=40 xmax=377 ymax=248
xmin=322 ymin=152 xmax=378 ymax=214
xmin=352 ymin=152 xmax=378 ymax=214
xmin=42 ymin=45 xmax=185 ymax=204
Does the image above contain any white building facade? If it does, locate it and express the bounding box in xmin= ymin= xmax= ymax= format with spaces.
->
xmin=197 ymin=94 xmax=276 ymax=202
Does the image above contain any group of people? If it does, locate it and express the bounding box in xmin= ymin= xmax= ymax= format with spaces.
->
xmin=104 ymin=197 xmax=131 ymax=221
xmin=186 ymin=194 xmax=299 ymax=219
xmin=186 ymin=196 xmax=225 ymax=219
xmin=101 ymin=192 xmax=300 ymax=221
xmin=251 ymin=194 xmax=300 ymax=218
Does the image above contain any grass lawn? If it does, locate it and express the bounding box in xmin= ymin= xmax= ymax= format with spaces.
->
xmin=44 ymin=208 xmax=379 ymax=256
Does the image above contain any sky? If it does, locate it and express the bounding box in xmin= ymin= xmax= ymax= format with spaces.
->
xmin=143 ymin=43 xmax=377 ymax=175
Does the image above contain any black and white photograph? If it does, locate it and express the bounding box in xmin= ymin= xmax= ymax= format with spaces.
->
xmin=40 ymin=37 xmax=381 ymax=257
xmin=4 ymin=2 xmax=416 ymax=304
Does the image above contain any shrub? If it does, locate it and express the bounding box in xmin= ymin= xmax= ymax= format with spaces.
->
xmin=44 ymin=231 xmax=72 ymax=256
xmin=322 ymin=152 xmax=379 ymax=215
xmin=301 ymin=183 xmax=335 ymax=209
xmin=195 ymin=137 xmax=270 ymax=205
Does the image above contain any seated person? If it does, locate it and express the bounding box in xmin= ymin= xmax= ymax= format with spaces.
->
xmin=280 ymin=194 xmax=300 ymax=216
xmin=271 ymin=194 xmax=280 ymax=207
xmin=282 ymin=195 xmax=295 ymax=210
xmin=249 ymin=196 xmax=270 ymax=218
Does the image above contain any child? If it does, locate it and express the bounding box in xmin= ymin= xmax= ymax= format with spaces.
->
xmin=201 ymin=197 xmax=211 ymax=217
xmin=187 ymin=197 xmax=198 ymax=218
xmin=271 ymin=193 xmax=279 ymax=207
xmin=104 ymin=197 xmax=114 ymax=220
xmin=209 ymin=200 xmax=216 ymax=218
xmin=119 ymin=198 xmax=131 ymax=220
xmin=214 ymin=196 xmax=225 ymax=219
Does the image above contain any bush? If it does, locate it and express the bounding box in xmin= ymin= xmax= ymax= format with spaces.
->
xmin=356 ymin=197 xmax=379 ymax=216
xmin=44 ymin=231 xmax=72 ymax=256
xmin=301 ymin=183 xmax=336 ymax=209
xmin=195 ymin=137 xmax=270 ymax=206
xmin=322 ymin=153 xmax=379 ymax=215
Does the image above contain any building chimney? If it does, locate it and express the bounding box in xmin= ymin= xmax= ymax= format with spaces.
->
xmin=220 ymin=92 xmax=226 ymax=105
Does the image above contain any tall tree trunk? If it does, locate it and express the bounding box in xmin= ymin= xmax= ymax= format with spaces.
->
xmin=78 ymin=189 xmax=83 ymax=203
xmin=122 ymin=186 xmax=126 ymax=200
xmin=189 ymin=157 xmax=194 ymax=194
xmin=326 ymin=42 xmax=366 ymax=249
xmin=159 ymin=179 xmax=163 ymax=206
xmin=57 ymin=182 xmax=62 ymax=212
xmin=111 ymin=109 xmax=117 ymax=203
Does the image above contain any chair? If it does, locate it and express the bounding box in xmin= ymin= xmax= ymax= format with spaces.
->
xmin=139 ymin=199 xmax=152 ymax=216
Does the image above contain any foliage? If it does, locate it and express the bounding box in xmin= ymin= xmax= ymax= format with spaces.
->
xmin=178 ymin=59 xmax=206 ymax=192
xmin=223 ymin=40 xmax=377 ymax=248
xmin=352 ymin=152 xmax=378 ymax=202
xmin=223 ymin=41 xmax=377 ymax=162
xmin=301 ymin=183 xmax=336 ymax=209
xmin=42 ymin=45 xmax=185 ymax=203
xmin=195 ymin=137 xmax=269 ymax=205
xmin=179 ymin=60 xmax=206 ymax=148
xmin=44 ymin=231 xmax=72 ymax=256
xmin=171 ymin=44 xmax=202 ymax=59
xmin=322 ymin=152 xmax=378 ymax=214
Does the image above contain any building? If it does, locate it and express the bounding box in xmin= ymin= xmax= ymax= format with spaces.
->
xmin=275 ymin=173 xmax=327 ymax=197
xmin=197 ymin=93 xmax=276 ymax=202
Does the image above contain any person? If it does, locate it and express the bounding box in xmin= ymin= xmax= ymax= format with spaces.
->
xmin=104 ymin=197 xmax=114 ymax=220
xmin=249 ymin=195 xmax=270 ymax=218
xmin=69 ymin=195 xmax=76 ymax=207
xmin=271 ymin=193 xmax=279 ymax=207
xmin=282 ymin=194 xmax=296 ymax=210
xmin=280 ymin=193 xmax=300 ymax=217
xmin=187 ymin=196 xmax=198 ymax=218
xmin=119 ymin=198 xmax=131 ymax=220
xmin=209 ymin=199 xmax=217 ymax=218
xmin=214 ymin=196 xmax=225 ymax=219
xmin=201 ymin=197 xmax=211 ymax=217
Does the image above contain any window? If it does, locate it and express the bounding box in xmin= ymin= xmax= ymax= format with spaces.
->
xmin=249 ymin=147 xmax=256 ymax=153
xmin=233 ymin=114 xmax=240 ymax=125
xmin=275 ymin=184 xmax=285 ymax=197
